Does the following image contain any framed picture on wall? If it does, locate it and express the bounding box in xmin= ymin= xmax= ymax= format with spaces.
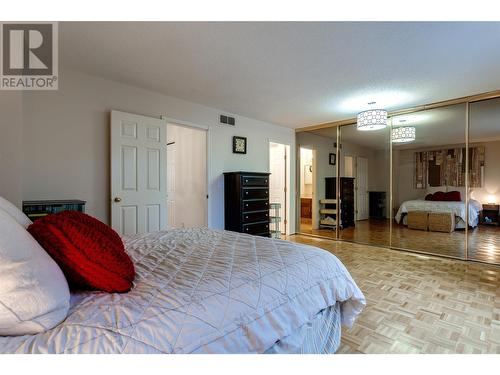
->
xmin=233 ymin=136 xmax=247 ymax=154
xmin=329 ymin=153 xmax=336 ymax=165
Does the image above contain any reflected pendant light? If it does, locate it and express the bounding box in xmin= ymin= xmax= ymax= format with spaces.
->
xmin=356 ymin=105 xmax=388 ymax=131
xmin=392 ymin=126 xmax=416 ymax=143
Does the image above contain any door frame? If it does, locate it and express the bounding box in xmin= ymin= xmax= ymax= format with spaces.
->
xmin=296 ymin=145 xmax=317 ymax=233
xmin=162 ymin=116 xmax=211 ymax=228
xmin=355 ymin=156 xmax=369 ymax=221
xmin=267 ymin=139 xmax=291 ymax=235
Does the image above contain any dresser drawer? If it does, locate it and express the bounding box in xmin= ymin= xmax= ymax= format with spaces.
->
xmin=243 ymin=200 xmax=269 ymax=212
xmin=242 ymin=188 xmax=268 ymax=199
xmin=243 ymin=222 xmax=269 ymax=235
xmin=242 ymin=175 xmax=269 ymax=187
xmin=242 ymin=211 xmax=269 ymax=223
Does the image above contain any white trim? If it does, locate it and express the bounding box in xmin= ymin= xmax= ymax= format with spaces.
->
xmin=162 ymin=115 xmax=209 ymax=130
xmin=268 ymin=139 xmax=292 ymax=236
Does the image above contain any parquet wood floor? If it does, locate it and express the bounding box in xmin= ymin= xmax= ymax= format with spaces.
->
xmin=288 ymin=235 xmax=500 ymax=353
xmin=299 ymin=219 xmax=500 ymax=265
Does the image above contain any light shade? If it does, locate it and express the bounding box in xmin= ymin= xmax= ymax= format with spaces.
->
xmin=356 ymin=109 xmax=388 ymax=131
xmin=392 ymin=126 xmax=416 ymax=143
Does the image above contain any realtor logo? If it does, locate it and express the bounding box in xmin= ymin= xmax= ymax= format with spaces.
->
xmin=1 ymin=22 xmax=58 ymax=90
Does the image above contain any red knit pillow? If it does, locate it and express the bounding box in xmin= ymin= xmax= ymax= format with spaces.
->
xmin=444 ymin=191 xmax=462 ymax=201
xmin=28 ymin=211 xmax=135 ymax=293
xmin=432 ymin=191 xmax=446 ymax=201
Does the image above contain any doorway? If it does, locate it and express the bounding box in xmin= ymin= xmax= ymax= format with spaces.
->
xmin=166 ymin=123 xmax=207 ymax=228
xmin=356 ymin=156 xmax=369 ymax=221
xmin=269 ymin=142 xmax=291 ymax=235
xmin=299 ymin=147 xmax=315 ymax=233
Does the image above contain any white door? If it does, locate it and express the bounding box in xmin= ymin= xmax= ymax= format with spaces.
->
xmin=111 ymin=110 xmax=167 ymax=235
xmin=166 ymin=140 xmax=176 ymax=227
xmin=356 ymin=156 xmax=369 ymax=221
xmin=269 ymin=142 xmax=287 ymax=234
xmin=166 ymin=123 xmax=207 ymax=228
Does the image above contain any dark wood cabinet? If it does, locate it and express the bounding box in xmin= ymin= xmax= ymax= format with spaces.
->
xmin=22 ymin=200 xmax=86 ymax=222
xmin=369 ymin=191 xmax=387 ymax=219
xmin=224 ymin=172 xmax=271 ymax=237
xmin=325 ymin=177 xmax=355 ymax=228
xmin=480 ymin=204 xmax=499 ymax=226
xmin=300 ymin=198 xmax=312 ymax=218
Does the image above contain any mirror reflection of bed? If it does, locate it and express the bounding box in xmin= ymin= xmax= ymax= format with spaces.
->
xmin=296 ymin=99 xmax=500 ymax=266
xmin=391 ymin=104 xmax=468 ymax=258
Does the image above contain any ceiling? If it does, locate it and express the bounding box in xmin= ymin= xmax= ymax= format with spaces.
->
xmin=309 ymin=98 xmax=500 ymax=150
xmin=60 ymin=22 xmax=500 ymax=129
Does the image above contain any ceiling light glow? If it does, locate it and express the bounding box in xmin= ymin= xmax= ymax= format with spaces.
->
xmin=392 ymin=126 xmax=416 ymax=143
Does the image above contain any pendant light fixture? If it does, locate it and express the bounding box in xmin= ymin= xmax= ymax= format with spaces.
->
xmin=392 ymin=126 xmax=416 ymax=143
xmin=356 ymin=102 xmax=388 ymax=131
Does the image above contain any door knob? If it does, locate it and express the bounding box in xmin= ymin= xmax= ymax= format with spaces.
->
xmin=114 ymin=197 xmax=122 ymax=202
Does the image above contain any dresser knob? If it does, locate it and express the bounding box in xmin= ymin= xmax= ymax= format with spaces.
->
xmin=265 ymin=179 xmax=268 ymax=183
xmin=245 ymin=203 xmax=249 ymax=207
xmin=245 ymin=216 xmax=249 ymax=219
xmin=245 ymin=179 xmax=248 ymax=183
xmin=245 ymin=191 xmax=248 ymax=195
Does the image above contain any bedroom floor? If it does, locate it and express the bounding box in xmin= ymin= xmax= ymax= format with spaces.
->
xmin=288 ymin=235 xmax=500 ymax=354
xmin=298 ymin=219 xmax=500 ymax=265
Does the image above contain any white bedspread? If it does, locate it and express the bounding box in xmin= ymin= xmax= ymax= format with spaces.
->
xmin=395 ymin=199 xmax=482 ymax=227
xmin=0 ymin=228 xmax=365 ymax=354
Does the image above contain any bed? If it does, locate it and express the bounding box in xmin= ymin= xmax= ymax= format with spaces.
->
xmin=0 ymin=228 xmax=365 ymax=354
xmin=395 ymin=199 xmax=482 ymax=229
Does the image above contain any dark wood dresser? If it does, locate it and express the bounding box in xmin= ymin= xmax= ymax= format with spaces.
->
xmin=223 ymin=171 xmax=270 ymax=237
xmin=325 ymin=177 xmax=355 ymax=228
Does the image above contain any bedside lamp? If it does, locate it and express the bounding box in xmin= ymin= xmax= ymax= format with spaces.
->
xmin=487 ymin=195 xmax=497 ymax=205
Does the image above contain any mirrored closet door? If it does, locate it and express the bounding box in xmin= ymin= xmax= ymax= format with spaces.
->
xmin=296 ymin=128 xmax=338 ymax=239
xmin=468 ymin=98 xmax=500 ymax=265
xmin=296 ymin=97 xmax=500 ymax=264
xmin=337 ymin=123 xmax=391 ymax=247
xmin=390 ymin=104 xmax=467 ymax=259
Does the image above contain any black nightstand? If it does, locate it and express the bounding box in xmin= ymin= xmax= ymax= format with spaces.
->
xmin=22 ymin=200 xmax=86 ymax=222
xmin=480 ymin=204 xmax=499 ymax=226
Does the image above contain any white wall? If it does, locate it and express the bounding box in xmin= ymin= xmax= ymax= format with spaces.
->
xmin=17 ymin=69 xmax=296 ymax=232
xmin=0 ymin=92 xmax=23 ymax=207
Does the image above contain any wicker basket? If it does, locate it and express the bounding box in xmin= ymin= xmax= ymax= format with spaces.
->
xmin=407 ymin=211 xmax=428 ymax=230
xmin=428 ymin=212 xmax=455 ymax=233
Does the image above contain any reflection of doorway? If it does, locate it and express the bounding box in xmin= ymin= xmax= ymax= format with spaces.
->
xmin=269 ymin=142 xmax=291 ymax=235
xmin=356 ymin=156 xmax=369 ymax=220
xmin=299 ymin=147 xmax=314 ymax=232
xmin=166 ymin=123 xmax=207 ymax=228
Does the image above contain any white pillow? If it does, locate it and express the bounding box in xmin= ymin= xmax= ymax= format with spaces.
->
xmin=0 ymin=196 xmax=32 ymax=228
xmin=0 ymin=209 xmax=70 ymax=336
xmin=426 ymin=185 xmax=446 ymax=195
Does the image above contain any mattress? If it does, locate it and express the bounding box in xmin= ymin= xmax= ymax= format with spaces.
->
xmin=0 ymin=228 xmax=365 ymax=354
